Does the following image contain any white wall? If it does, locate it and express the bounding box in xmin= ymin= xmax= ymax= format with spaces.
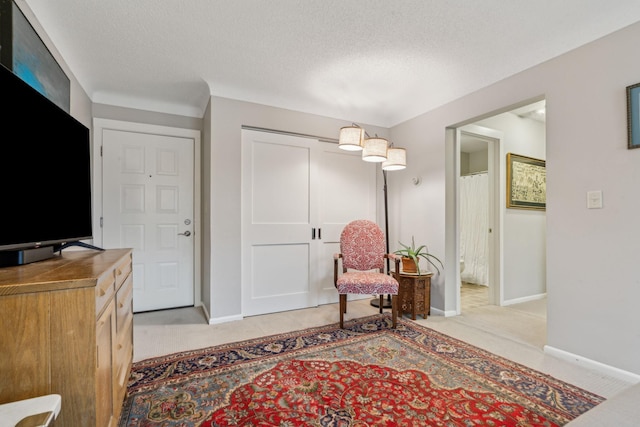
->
xmin=460 ymin=151 xmax=470 ymax=173
xmin=205 ymin=97 xmax=389 ymax=321
xmin=14 ymin=1 xmax=91 ymax=127
xmin=390 ymin=22 xmax=640 ymax=376
xmin=475 ymin=113 xmax=546 ymax=301
xmin=468 ymin=150 xmax=488 ymax=174
xmin=460 ymin=150 xmax=488 ymax=175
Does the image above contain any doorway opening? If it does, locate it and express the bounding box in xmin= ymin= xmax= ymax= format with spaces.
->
xmin=459 ymin=127 xmax=499 ymax=312
xmin=447 ymin=99 xmax=547 ymax=336
xmin=457 ymin=125 xmax=502 ymax=313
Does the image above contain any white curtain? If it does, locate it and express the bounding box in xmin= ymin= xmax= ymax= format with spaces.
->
xmin=460 ymin=173 xmax=489 ymax=285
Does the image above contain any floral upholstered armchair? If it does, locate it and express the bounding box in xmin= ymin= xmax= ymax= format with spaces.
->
xmin=333 ymin=219 xmax=400 ymax=328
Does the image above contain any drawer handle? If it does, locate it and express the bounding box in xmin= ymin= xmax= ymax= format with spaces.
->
xmin=116 ymin=268 xmax=123 ymax=276
xmin=99 ymin=288 xmax=106 ymax=297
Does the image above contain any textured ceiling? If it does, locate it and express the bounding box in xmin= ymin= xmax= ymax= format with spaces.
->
xmin=23 ymin=0 xmax=640 ymax=127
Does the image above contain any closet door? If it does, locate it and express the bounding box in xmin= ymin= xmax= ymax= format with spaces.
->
xmin=241 ymin=129 xmax=375 ymax=316
xmin=316 ymin=144 xmax=376 ymax=305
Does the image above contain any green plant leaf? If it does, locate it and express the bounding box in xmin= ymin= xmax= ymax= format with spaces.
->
xmin=394 ymin=236 xmax=444 ymax=274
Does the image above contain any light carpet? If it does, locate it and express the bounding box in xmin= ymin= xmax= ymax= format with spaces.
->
xmin=120 ymin=314 xmax=603 ymax=426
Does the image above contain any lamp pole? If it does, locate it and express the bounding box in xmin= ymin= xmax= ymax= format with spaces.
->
xmin=383 ymin=169 xmax=390 ymax=271
xmin=370 ymin=169 xmax=393 ymax=309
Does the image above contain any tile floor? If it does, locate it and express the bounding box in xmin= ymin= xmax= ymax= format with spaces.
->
xmin=461 ymin=282 xmax=489 ymax=309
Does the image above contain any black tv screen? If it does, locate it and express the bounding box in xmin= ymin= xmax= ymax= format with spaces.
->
xmin=0 ymin=64 xmax=92 ymax=259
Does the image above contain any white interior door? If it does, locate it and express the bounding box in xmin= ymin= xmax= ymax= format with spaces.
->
xmin=241 ymin=130 xmax=318 ymax=316
xmin=101 ymin=126 xmax=196 ymax=312
xmin=316 ymin=144 xmax=376 ymax=305
xmin=241 ymin=129 xmax=376 ymax=316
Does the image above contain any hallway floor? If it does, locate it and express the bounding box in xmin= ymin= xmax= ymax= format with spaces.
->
xmin=461 ymin=281 xmax=489 ymax=309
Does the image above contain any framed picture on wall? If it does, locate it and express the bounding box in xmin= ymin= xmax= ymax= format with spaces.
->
xmin=506 ymin=153 xmax=546 ymax=210
xmin=627 ymin=82 xmax=640 ymax=149
xmin=0 ymin=0 xmax=70 ymax=112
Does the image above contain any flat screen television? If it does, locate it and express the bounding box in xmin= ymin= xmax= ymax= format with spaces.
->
xmin=0 ymin=63 xmax=95 ymax=267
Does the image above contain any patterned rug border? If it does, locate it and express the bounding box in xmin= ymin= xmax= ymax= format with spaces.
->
xmin=129 ymin=314 xmax=603 ymax=396
xmin=124 ymin=314 xmax=604 ymax=425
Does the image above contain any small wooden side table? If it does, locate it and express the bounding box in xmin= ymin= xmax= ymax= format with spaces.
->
xmin=392 ymin=271 xmax=433 ymax=320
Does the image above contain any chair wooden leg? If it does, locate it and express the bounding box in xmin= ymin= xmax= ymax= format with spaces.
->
xmin=391 ymin=294 xmax=398 ymax=328
xmin=339 ymin=294 xmax=346 ymax=328
xmin=378 ymin=295 xmax=383 ymax=314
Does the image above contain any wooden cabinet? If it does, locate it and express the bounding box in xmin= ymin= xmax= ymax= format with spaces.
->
xmin=392 ymin=271 xmax=433 ymax=320
xmin=0 ymin=249 xmax=133 ymax=427
xmin=96 ymin=299 xmax=116 ymax=427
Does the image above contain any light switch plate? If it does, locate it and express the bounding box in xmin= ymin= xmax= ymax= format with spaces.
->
xmin=587 ymin=190 xmax=603 ymax=209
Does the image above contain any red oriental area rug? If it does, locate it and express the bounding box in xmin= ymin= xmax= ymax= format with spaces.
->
xmin=119 ymin=315 xmax=603 ymax=426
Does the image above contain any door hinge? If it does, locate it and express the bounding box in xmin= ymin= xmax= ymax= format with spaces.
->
xmin=100 ymin=145 xmax=103 ymax=157
xmin=100 ymin=217 xmax=103 ymax=228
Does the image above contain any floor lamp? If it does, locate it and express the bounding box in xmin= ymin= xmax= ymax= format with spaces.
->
xmin=338 ymin=125 xmax=407 ymax=309
xmin=371 ymin=169 xmax=393 ymax=308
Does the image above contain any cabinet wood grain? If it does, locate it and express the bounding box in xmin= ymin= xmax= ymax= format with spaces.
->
xmin=0 ymin=248 xmax=133 ymax=427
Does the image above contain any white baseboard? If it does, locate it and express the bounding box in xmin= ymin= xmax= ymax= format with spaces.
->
xmin=502 ymin=292 xmax=546 ymax=306
xmin=199 ymin=304 xmax=244 ymax=325
xmin=544 ymin=345 xmax=640 ymax=383
xmin=199 ymin=303 xmax=210 ymax=322
xmin=431 ymin=293 xmax=547 ymax=317
xmin=208 ymin=313 xmax=244 ymax=325
xmin=429 ymin=307 xmax=458 ymax=317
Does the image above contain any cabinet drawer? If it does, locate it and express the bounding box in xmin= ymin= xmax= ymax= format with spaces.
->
xmin=114 ymin=319 xmax=133 ymax=404
xmin=95 ymin=273 xmax=115 ymax=317
xmin=116 ymin=274 xmax=133 ymax=333
xmin=96 ymin=299 xmax=115 ymax=427
xmin=115 ymin=318 xmax=133 ymax=369
xmin=114 ymin=256 xmax=132 ymax=291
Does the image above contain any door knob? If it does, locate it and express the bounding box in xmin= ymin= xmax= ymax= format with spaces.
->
xmin=178 ymin=231 xmax=191 ymax=236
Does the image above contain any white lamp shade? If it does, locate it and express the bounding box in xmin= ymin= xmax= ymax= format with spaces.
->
xmin=338 ymin=126 xmax=364 ymax=151
xmin=382 ymin=147 xmax=407 ymax=171
xmin=362 ymin=137 xmax=388 ymax=162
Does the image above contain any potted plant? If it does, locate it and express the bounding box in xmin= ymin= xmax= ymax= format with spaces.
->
xmin=394 ymin=236 xmax=444 ymax=275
